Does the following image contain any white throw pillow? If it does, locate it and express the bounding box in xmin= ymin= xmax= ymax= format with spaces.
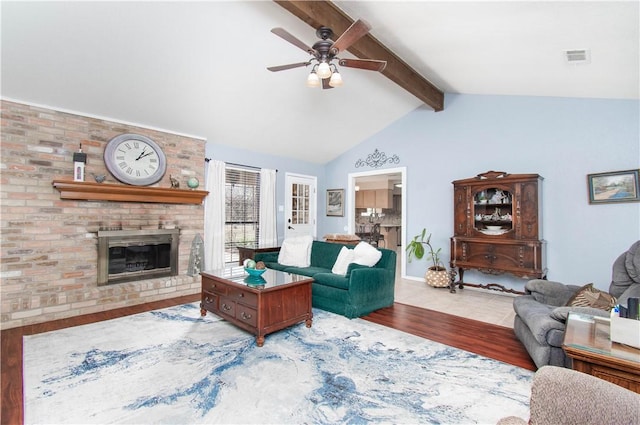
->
xmin=278 ymin=235 xmax=313 ymax=267
xmin=331 ymin=246 xmax=354 ymax=276
xmin=352 ymin=241 xmax=382 ymax=267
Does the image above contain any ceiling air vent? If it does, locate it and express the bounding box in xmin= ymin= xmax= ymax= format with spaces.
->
xmin=564 ymin=49 xmax=590 ymax=64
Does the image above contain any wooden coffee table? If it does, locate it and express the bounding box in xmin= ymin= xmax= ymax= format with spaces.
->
xmin=563 ymin=312 xmax=640 ymax=393
xmin=200 ymin=267 xmax=313 ymax=346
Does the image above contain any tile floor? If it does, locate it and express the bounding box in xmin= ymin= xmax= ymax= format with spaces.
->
xmin=391 ymin=247 xmax=517 ymax=328
xmin=394 ymin=277 xmax=517 ymax=328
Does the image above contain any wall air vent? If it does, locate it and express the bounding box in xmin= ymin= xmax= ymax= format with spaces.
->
xmin=564 ymin=49 xmax=590 ymax=64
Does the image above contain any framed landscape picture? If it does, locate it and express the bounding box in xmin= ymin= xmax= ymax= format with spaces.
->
xmin=587 ymin=169 xmax=640 ymax=204
xmin=326 ymin=189 xmax=344 ymax=216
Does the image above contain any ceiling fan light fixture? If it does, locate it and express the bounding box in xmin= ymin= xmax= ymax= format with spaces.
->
xmin=306 ymin=71 xmax=320 ymax=88
xmin=317 ymin=61 xmax=332 ymax=79
xmin=329 ymin=70 xmax=343 ymax=87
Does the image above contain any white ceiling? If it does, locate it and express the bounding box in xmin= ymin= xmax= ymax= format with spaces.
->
xmin=2 ymin=1 xmax=638 ymax=164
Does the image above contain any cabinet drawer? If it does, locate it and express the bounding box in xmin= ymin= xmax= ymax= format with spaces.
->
xmin=227 ymin=287 xmax=258 ymax=308
xmin=202 ymin=279 xmax=228 ymax=295
xmin=201 ymin=291 xmax=219 ymax=311
xmin=219 ymin=297 xmax=236 ymax=317
xmin=236 ymin=305 xmax=258 ymax=327
xmin=451 ymin=238 xmax=545 ymax=278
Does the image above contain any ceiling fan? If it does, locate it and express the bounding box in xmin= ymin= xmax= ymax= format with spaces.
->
xmin=267 ymin=19 xmax=387 ymax=89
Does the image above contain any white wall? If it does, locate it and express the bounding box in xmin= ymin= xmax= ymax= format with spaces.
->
xmin=321 ymin=94 xmax=640 ymax=292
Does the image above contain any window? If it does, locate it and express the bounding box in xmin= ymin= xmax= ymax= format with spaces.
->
xmin=225 ymin=166 xmax=260 ymax=264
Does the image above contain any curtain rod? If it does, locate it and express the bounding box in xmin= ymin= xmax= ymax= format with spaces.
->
xmin=204 ymin=158 xmax=277 ymax=172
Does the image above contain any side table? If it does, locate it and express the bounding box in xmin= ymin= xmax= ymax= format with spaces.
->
xmin=236 ymin=244 xmax=280 ymax=266
xmin=563 ymin=312 xmax=640 ymax=393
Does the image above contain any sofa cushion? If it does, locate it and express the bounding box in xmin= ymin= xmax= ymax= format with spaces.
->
xmin=310 ymin=241 xmax=343 ymax=270
xmin=618 ymin=283 xmax=640 ymax=307
xmin=313 ymin=272 xmax=350 ymax=290
xmin=278 ymin=235 xmax=312 ymax=267
xmin=263 ymin=261 xmax=289 ymax=272
xmin=565 ymin=283 xmax=616 ymax=311
xmin=283 ymin=266 xmax=330 ymax=277
xmin=352 ymin=241 xmax=382 ymax=267
xmin=625 ymin=240 xmax=640 ymax=283
xmin=331 ymin=246 xmax=354 ymax=276
xmin=525 ymin=279 xmax=582 ymax=306
xmin=550 ymin=306 xmax=611 ymax=322
xmin=345 ymin=263 xmax=370 ymax=278
xmin=513 ymin=295 xmax=566 ymax=346
xmin=610 ymin=241 xmax=640 ymax=297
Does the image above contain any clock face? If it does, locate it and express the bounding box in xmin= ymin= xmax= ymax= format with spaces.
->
xmin=104 ymin=134 xmax=167 ymax=186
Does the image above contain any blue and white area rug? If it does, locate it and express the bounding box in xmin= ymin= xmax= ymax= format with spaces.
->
xmin=24 ymin=303 xmax=532 ymax=424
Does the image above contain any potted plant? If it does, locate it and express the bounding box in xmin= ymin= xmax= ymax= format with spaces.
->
xmin=406 ymin=228 xmax=451 ymax=288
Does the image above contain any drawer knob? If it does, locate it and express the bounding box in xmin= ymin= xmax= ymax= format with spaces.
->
xmin=241 ymin=312 xmax=252 ymax=320
xmin=238 ymin=293 xmax=244 ymax=298
xmin=205 ymin=296 xmax=213 ymax=303
xmin=222 ymin=303 xmax=232 ymax=311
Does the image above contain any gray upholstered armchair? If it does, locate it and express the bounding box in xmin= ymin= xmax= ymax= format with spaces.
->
xmin=497 ymin=366 xmax=640 ymax=425
xmin=512 ymin=240 xmax=640 ymax=368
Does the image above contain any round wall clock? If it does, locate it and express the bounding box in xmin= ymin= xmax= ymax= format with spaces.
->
xmin=104 ymin=133 xmax=167 ymax=186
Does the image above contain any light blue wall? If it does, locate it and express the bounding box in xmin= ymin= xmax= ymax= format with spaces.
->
xmin=322 ymin=94 xmax=640 ymax=292
xmin=205 ymin=141 xmax=325 ymax=245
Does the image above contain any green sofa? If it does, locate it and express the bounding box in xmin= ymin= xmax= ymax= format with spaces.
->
xmin=254 ymin=240 xmax=397 ymax=318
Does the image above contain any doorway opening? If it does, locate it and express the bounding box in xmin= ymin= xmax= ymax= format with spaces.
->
xmin=347 ymin=167 xmax=406 ymax=279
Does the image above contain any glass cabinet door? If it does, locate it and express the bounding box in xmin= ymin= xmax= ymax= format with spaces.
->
xmin=473 ymin=188 xmax=513 ymax=235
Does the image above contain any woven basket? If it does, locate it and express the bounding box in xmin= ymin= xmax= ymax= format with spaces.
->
xmin=425 ymin=267 xmax=450 ymax=288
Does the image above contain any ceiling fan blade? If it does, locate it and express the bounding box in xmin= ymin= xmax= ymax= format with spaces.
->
xmin=271 ymin=28 xmax=316 ymax=56
xmin=267 ymin=62 xmax=310 ymax=72
xmin=331 ymin=19 xmax=371 ymax=53
xmin=321 ymin=78 xmax=334 ymax=90
xmin=338 ymin=58 xmax=387 ymax=72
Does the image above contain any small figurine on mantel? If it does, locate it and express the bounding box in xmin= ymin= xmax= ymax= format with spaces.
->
xmin=92 ymin=173 xmax=106 ymax=183
xmin=489 ymin=189 xmax=506 ymax=204
xmin=170 ymin=175 xmax=180 ymax=188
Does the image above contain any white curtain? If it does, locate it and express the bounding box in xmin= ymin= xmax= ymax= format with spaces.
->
xmin=259 ymin=168 xmax=278 ymax=247
xmin=204 ymin=160 xmax=226 ymax=270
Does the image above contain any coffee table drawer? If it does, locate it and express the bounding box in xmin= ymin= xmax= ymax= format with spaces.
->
xmin=227 ymin=287 xmax=258 ymax=308
xmin=236 ymin=305 xmax=258 ymax=327
xmin=203 ymin=279 xmax=227 ymax=295
xmin=219 ymin=297 xmax=237 ymax=317
xmin=202 ymin=291 xmax=219 ymax=311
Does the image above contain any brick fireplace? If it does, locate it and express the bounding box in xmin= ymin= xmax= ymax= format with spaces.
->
xmin=0 ymin=100 xmax=207 ymax=329
xmin=97 ymin=228 xmax=180 ymax=286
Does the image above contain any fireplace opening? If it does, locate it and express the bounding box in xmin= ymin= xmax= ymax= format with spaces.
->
xmin=97 ymin=229 xmax=179 ymax=286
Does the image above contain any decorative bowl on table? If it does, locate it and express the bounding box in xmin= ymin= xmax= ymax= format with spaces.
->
xmin=244 ymin=275 xmax=266 ymax=286
xmin=244 ymin=267 xmax=266 ymax=277
xmin=485 ymin=225 xmax=503 ymax=231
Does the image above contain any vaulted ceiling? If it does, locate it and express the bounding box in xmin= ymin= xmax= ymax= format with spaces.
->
xmin=2 ymin=1 xmax=638 ymax=164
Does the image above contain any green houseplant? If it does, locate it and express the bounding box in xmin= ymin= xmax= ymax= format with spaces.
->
xmin=406 ymin=228 xmax=450 ymax=287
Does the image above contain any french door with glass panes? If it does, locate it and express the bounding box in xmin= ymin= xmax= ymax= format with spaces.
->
xmin=284 ymin=173 xmax=317 ymax=239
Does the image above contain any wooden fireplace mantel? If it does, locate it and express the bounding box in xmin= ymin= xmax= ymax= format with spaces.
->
xmin=52 ymin=180 xmax=208 ymax=204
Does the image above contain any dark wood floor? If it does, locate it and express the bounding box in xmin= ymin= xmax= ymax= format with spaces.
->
xmin=1 ymin=295 xmax=535 ymax=425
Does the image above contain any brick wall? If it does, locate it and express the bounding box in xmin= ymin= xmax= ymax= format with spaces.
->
xmin=1 ymin=100 xmax=207 ymax=329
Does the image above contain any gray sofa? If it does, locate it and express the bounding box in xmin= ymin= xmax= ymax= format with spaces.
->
xmin=513 ymin=240 xmax=640 ymax=368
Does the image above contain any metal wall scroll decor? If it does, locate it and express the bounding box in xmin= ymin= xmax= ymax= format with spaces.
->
xmin=355 ymin=149 xmax=400 ymax=168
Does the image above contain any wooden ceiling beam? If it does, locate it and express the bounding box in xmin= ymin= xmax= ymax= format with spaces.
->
xmin=273 ymin=0 xmax=444 ymax=111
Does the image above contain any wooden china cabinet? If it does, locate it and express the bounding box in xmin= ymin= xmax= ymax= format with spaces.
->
xmin=450 ymin=171 xmax=546 ymax=293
